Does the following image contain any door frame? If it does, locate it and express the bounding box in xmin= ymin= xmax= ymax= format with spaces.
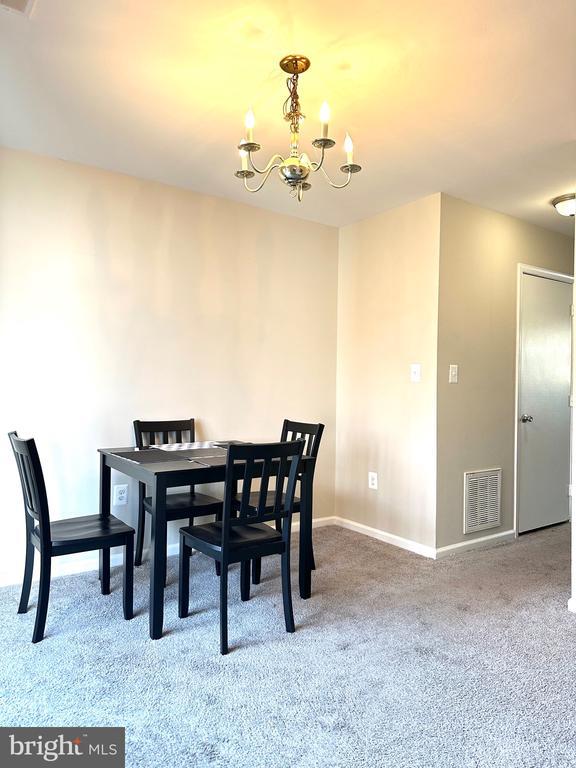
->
xmin=513 ymin=264 xmax=574 ymax=535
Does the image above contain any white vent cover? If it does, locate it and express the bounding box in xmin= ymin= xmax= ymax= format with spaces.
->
xmin=463 ymin=468 xmax=501 ymax=534
xmin=0 ymin=0 xmax=36 ymax=16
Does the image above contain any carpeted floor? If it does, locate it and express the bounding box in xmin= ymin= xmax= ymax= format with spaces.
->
xmin=1 ymin=524 xmax=575 ymax=767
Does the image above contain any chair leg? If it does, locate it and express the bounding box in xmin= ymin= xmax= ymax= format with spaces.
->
xmin=123 ymin=537 xmax=134 ymax=620
xmin=135 ymin=502 xmax=146 ymax=567
xmin=240 ymin=560 xmax=250 ymax=602
xmin=99 ymin=548 xmax=110 ymax=595
xmin=172 ymin=517 xmax=194 ymax=589
xmin=178 ymin=537 xmax=191 ymax=619
xmin=310 ymin=541 xmax=316 ymax=571
xmin=252 ymin=557 xmax=261 ymax=585
xmin=18 ymin=539 xmax=35 ymax=614
xmin=32 ymin=555 xmax=51 ymax=643
xmin=219 ymin=563 xmax=229 ymax=655
xmin=281 ymin=550 xmax=295 ymax=634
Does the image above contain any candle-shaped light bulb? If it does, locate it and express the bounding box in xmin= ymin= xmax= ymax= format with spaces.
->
xmin=244 ymin=109 xmax=255 ymax=142
xmin=320 ymin=101 xmax=330 ymax=139
xmin=344 ymin=133 xmax=354 ymax=164
xmin=239 ymin=148 xmax=248 ymax=171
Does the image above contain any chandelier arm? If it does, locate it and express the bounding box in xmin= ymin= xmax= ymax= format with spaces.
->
xmin=308 ymin=146 xmax=326 ymax=173
xmin=243 ymin=164 xmax=281 ymax=193
xmin=248 ymin=153 xmax=285 ymax=175
xmin=320 ymin=166 xmax=352 ymax=189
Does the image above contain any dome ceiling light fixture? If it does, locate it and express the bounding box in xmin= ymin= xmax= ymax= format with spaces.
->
xmin=551 ymin=193 xmax=576 ymax=217
xmin=235 ymin=54 xmax=362 ymax=202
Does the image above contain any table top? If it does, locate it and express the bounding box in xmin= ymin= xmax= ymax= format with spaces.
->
xmin=99 ymin=441 xmax=229 ymax=477
xmin=99 ymin=441 xmax=314 ymax=483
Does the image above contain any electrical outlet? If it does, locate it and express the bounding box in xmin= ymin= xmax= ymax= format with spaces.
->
xmin=113 ymin=484 xmax=128 ymax=506
xmin=449 ymin=364 xmax=459 ymax=384
xmin=368 ymin=471 xmax=378 ymax=490
xmin=410 ymin=363 xmax=421 ymax=383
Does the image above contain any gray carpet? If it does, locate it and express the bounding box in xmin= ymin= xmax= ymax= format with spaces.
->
xmin=1 ymin=525 xmax=576 ymax=767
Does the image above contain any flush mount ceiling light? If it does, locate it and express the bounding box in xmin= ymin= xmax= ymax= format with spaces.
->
xmin=235 ymin=55 xmax=362 ymax=202
xmin=551 ymin=193 xmax=576 ymax=217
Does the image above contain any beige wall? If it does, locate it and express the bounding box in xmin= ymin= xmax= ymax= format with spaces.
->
xmin=0 ymin=148 xmax=338 ymax=585
xmin=335 ymin=192 xmax=574 ymax=554
xmin=335 ymin=194 xmax=441 ymax=550
xmin=436 ymin=194 xmax=574 ymax=549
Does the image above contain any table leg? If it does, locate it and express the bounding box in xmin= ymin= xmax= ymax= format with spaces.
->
xmin=299 ymin=469 xmax=312 ymax=599
xmin=99 ymin=453 xmax=111 ymax=517
xmin=149 ymin=477 xmax=167 ymax=639
xmin=99 ymin=454 xmax=111 ymax=583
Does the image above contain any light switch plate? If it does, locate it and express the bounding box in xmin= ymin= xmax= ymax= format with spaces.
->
xmin=449 ymin=364 xmax=459 ymax=384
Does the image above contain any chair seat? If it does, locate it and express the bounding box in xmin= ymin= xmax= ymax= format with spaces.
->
xmin=38 ymin=514 xmax=134 ymax=547
xmin=181 ymin=521 xmax=282 ymax=550
xmin=143 ymin=491 xmax=222 ymax=517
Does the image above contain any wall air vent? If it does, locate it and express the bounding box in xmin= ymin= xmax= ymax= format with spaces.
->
xmin=463 ymin=468 xmax=501 ymax=534
xmin=0 ymin=0 xmax=36 ymax=16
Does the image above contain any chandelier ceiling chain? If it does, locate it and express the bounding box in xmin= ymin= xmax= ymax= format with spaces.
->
xmin=235 ymin=55 xmax=362 ymax=202
xmin=283 ymin=73 xmax=303 ymax=135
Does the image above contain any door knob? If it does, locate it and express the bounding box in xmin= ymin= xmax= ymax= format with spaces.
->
xmin=520 ymin=414 xmax=534 ymax=423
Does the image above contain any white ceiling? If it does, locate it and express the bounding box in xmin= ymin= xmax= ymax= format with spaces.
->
xmin=0 ymin=0 xmax=574 ymax=235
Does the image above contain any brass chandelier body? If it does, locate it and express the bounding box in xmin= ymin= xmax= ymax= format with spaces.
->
xmin=235 ymin=55 xmax=361 ymax=201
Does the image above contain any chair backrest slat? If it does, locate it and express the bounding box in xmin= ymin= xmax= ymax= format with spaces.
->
xmin=222 ymin=441 xmax=305 ymax=542
xmin=258 ymin=457 xmax=273 ymax=516
xmin=240 ymin=458 xmax=255 ymax=516
xmin=133 ymin=419 xmax=196 ymax=449
xmin=274 ymin=455 xmax=289 ymax=515
xmin=134 ymin=418 xmax=197 ymax=494
xmin=8 ymin=432 xmax=51 ymax=543
xmin=280 ymin=419 xmax=324 ymax=462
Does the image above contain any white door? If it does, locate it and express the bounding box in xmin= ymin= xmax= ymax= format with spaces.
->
xmin=517 ymin=271 xmax=572 ymax=533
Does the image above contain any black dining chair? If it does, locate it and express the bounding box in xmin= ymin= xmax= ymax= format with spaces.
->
xmin=133 ymin=419 xmax=223 ymax=568
xmin=178 ymin=439 xmax=305 ymax=655
xmin=251 ymin=419 xmax=324 ymax=584
xmin=8 ymin=431 xmax=135 ymax=643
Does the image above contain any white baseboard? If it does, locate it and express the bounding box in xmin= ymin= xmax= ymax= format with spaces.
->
xmin=312 ymin=517 xmax=515 ymax=560
xmin=317 ymin=516 xmax=436 ymax=558
xmin=434 ymin=529 xmax=516 ymax=558
xmin=568 ymin=598 xmax=576 ymax=614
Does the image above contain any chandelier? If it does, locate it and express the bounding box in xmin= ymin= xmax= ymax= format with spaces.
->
xmin=235 ymin=55 xmax=362 ymax=202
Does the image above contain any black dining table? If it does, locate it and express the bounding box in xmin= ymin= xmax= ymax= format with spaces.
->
xmin=98 ymin=442 xmax=316 ymax=639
